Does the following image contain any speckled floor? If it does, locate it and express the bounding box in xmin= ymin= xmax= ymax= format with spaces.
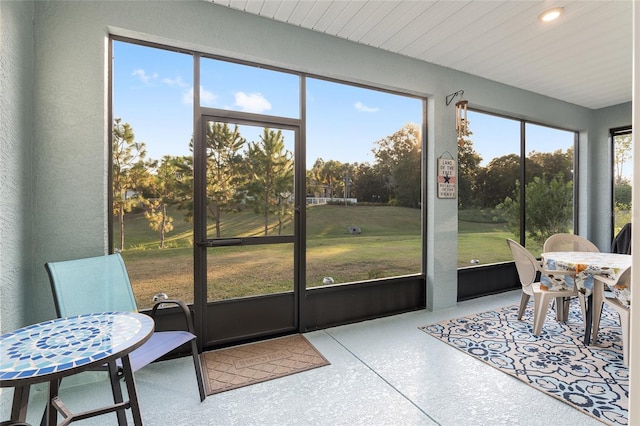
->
xmin=3 ymin=290 xmax=602 ymax=425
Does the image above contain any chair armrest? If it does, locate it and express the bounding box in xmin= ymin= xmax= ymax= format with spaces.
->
xmin=150 ymin=299 xmax=196 ymax=334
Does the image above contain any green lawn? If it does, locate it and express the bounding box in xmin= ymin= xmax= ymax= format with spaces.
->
xmin=458 ymin=219 xmax=513 ymax=266
xmin=116 ymin=205 xmax=512 ymax=308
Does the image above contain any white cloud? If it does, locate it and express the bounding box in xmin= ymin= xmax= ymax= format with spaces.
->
xmin=200 ymin=87 xmax=217 ymax=105
xmin=131 ymin=69 xmax=157 ymax=84
xmin=162 ymin=75 xmax=188 ymax=88
xmin=354 ymin=101 xmax=379 ymax=113
xmin=234 ymin=92 xmax=272 ymax=113
xmin=182 ymin=88 xmax=194 ymax=105
xmin=182 ymin=86 xmax=218 ymax=105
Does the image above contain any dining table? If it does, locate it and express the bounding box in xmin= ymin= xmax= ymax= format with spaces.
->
xmin=541 ymin=251 xmax=632 ymax=345
xmin=0 ymin=311 xmax=154 ymax=426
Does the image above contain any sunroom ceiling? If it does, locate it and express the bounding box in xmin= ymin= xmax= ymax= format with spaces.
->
xmin=208 ymin=0 xmax=632 ymax=110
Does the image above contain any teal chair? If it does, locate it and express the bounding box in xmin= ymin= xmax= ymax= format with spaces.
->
xmin=45 ymin=253 xmax=206 ymax=403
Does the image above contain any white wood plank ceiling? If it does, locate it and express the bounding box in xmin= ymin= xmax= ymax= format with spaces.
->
xmin=208 ymin=0 xmax=632 ymax=110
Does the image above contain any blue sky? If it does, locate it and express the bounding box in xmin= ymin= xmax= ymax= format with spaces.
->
xmin=467 ymin=110 xmax=575 ymax=167
xmin=113 ymin=41 xmax=422 ymax=166
xmin=113 ymin=40 xmax=576 ymax=169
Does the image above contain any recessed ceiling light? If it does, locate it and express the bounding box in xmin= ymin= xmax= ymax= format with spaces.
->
xmin=539 ymin=7 xmax=564 ymax=22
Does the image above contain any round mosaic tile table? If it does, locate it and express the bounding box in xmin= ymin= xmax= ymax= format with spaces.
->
xmin=0 ymin=312 xmax=154 ymax=425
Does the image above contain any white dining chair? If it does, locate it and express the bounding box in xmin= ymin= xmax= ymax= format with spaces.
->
xmin=507 ymin=238 xmax=581 ymax=336
xmin=591 ymin=267 xmax=631 ymax=366
xmin=543 ymin=233 xmax=600 ymax=253
xmin=543 ymin=233 xmax=599 ymax=323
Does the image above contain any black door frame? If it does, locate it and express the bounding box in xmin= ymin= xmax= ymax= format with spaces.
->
xmin=193 ymin=111 xmax=303 ymax=349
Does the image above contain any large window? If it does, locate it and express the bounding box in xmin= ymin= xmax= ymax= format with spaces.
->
xmin=112 ymin=41 xmax=195 ymax=308
xmin=305 ymin=78 xmax=423 ymax=287
xmin=612 ymin=127 xmax=633 ymax=235
xmin=111 ymin=38 xmax=425 ymax=308
xmin=523 ymin=123 xmax=576 ymax=250
xmin=458 ymin=110 xmax=576 ymax=265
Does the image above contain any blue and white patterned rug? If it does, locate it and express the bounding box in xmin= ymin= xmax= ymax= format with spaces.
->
xmin=420 ymin=300 xmax=628 ymax=425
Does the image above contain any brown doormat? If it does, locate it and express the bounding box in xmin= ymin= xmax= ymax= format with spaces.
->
xmin=201 ymin=334 xmax=330 ymax=395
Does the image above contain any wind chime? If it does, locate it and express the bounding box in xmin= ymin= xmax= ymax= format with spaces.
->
xmin=446 ymin=90 xmax=468 ymax=146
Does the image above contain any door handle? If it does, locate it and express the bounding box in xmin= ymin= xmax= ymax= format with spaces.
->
xmin=197 ymin=239 xmax=242 ymax=247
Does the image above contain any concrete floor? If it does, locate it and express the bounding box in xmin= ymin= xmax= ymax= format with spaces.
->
xmin=3 ymin=290 xmax=602 ymax=425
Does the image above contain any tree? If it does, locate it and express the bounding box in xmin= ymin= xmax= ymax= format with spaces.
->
xmin=244 ymin=128 xmax=294 ymax=235
xmin=307 ymin=158 xmax=353 ymax=201
xmin=321 ymin=159 xmax=344 ymax=199
xmin=372 ymin=123 xmax=421 ymax=208
xmin=474 ymin=150 xmax=573 ymax=210
xmin=457 ymin=134 xmax=482 ymax=208
xmin=526 ymin=149 xmax=573 ymax=183
xmin=307 ymin=159 xmax=326 ymax=198
xmin=393 ymin=148 xmax=421 ymax=208
xmin=615 ymin=183 xmax=632 ymax=206
xmin=498 ymin=174 xmax=573 ymax=245
xmin=112 ymin=118 xmax=147 ymax=251
xmin=204 ymin=122 xmax=246 ymax=237
xmin=614 ymin=133 xmax=632 ymax=185
xmin=350 ymin=162 xmax=388 ymax=203
xmin=170 ymin=154 xmax=195 ymax=222
xmin=142 ymin=156 xmax=184 ymax=248
xmin=475 ymin=154 xmax=520 ymax=208
xmin=337 ymin=163 xmax=355 ymax=201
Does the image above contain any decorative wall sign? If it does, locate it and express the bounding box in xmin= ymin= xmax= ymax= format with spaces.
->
xmin=437 ymin=154 xmax=457 ymax=199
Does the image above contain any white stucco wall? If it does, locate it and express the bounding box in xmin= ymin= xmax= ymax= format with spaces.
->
xmin=0 ymin=0 xmax=630 ymax=325
xmin=0 ymin=0 xmax=35 ymax=333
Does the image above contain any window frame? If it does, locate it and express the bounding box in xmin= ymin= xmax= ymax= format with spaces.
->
xmin=108 ymin=35 xmax=428 ymax=298
xmin=610 ymin=126 xmax=633 ymax=240
xmin=458 ymin=108 xmax=579 ymax=266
